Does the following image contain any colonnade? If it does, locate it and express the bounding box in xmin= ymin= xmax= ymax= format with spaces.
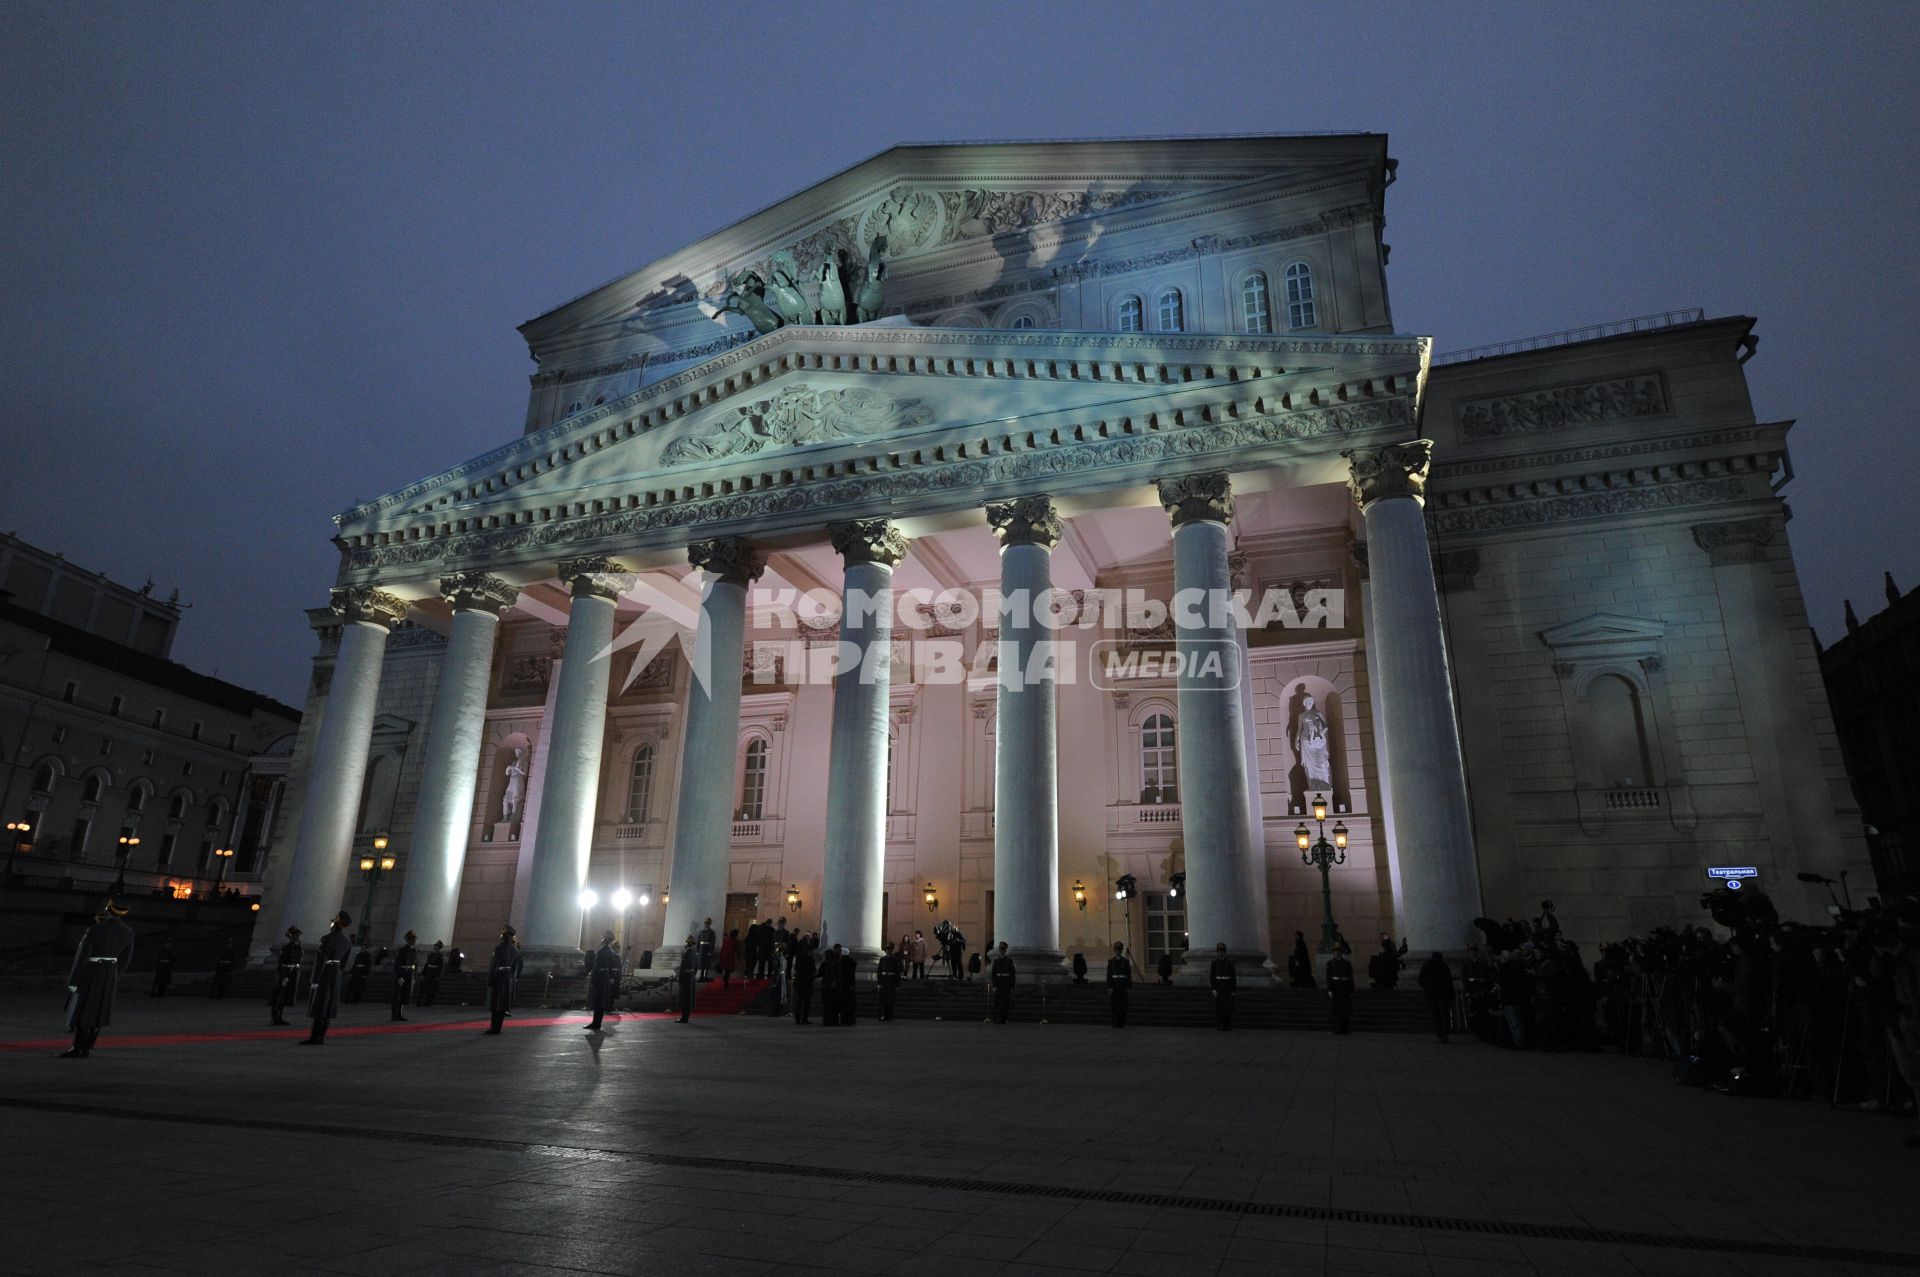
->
xmin=273 ymin=442 xmax=1482 ymax=970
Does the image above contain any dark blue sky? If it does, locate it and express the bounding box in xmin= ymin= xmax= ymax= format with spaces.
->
xmin=3 ymin=2 xmax=1914 ymax=703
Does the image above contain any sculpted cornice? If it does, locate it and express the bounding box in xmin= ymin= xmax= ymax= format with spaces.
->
xmin=1428 ymin=423 xmax=1784 ymax=484
xmin=1427 ymin=477 xmax=1751 ymax=536
xmin=344 ymin=393 xmax=1415 ymax=579
xmin=337 ymin=326 xmax=1428 ymax=530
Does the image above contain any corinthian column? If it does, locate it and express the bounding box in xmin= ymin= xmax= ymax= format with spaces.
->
xmin=988 ymin=496 xmax=1064 ymax=974
xmin=1157 ymin=473 xmax=1266 ymax=975
xmin=277 ymin=586 xmax=409 ymax=939
xmin=521 ymin=556 xmax=625 ymax=959
xmin=659 ymin=537 xmax=764 ymax=970
xmin=1348 ymin=440 xmax=1481 ymax=949
xmin=391 ymin=573 xmax=517 ymax=946
xmin=821 ymin=518 xmax=908 ymax=961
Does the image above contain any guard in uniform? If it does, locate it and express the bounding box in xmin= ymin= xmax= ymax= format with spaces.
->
xmin=696 ymin=919 xmax=716 ymax=980
xmin=345 ymin=943 xmax=373 ymax=1003
xmin=302 ymin=911 xmax=353 ymax=1045
xmin=791 ymin=938 xmax=815 ymax=1024
xmin=1209 ymin=943 xmax=1237 ymax=1031
xmin=989 ymin=942 xmax=1016 ymax=1024
xmin=484 ymin=925 xmax=522 ymax=1034
xmin=837 ymin=946 xmax=858 ymax=1025
xmin=270 ymin=927 xmax=303 ymax=1025
xmin=1327 ymin=944 xmax=1356 ymax=1035
xmin=586 ymin=930 xmax=621 ymax=1032
xmin=61 ymin=902 xmax=135 ymax=1058
xmin=209 ymin=942 xmax=235 ymax=999
xmin=1106 ymin=941 xmax=1132 ymax=1027
xmin=390 ymin=931 xmax=418 ymax=1021
xmin=674 ymin=933 xmax=699 ymax=1023
xmin=148 ymin=941 xmax=174 ymax=997
xmin=418 ymin=941 xmax=446 ymax=1006
xmin=875 ymin=941 xmax=903 ymax=1021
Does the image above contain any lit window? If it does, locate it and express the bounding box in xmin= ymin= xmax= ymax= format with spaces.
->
xmin=739 ymin=738 xmax=767 ymax=821
xmin=1242 ymin=272 xmax=1272 ymax=334
xmin=1117 ymin=295 xmax=1143 ymax=333
xmin=1156 ymin=289 xmax=1184 ymax=332
xmin=1140 ymin=713 xmax=1178 ymax=802
xmin=1284 ymin=262 xmax=1317 ymax=330
xmin=627 ymin=745 xmax=655 ymax=824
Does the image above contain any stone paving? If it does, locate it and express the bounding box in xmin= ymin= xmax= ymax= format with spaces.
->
xmin=0 ymin=991 xmax=1913 ymax=1276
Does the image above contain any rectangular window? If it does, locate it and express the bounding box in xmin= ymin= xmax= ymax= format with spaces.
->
xmin=152 ymin=709 xmax=166 ymax=729
xmin=99 ymin=739 xmax=113 ymax=756
xmin=51 ymin=726 xmax=67 ymax=744
xmin=182 ymin=761 xmax=194 ymax=777
xmin=63 ymin=681 xmax=78 ymax=703
xmin=109 ymin=695 xmax=124 ymax=717
xmin=190 ymin=721 xmax=202 ymax=742
xmin=159 ymin=833 xmax=177 ymax=867
xmin=227 ymin=731 xmax=237 ymax=749
xmin=71 ymin=818 xmax=91 ymax=857
xmin=1143 ymin=891 xmax=1188 ymax=967
xmin=143 ymin=749 xmax=155 ymax=766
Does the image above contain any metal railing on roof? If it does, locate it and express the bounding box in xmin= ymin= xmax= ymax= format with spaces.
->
xmin=1433 ymin=309 xmax=1706 ymax=366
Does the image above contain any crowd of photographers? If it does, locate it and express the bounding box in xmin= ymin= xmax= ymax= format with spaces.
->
xmin=1449 ymin=889 xmax=1920 ymax=1146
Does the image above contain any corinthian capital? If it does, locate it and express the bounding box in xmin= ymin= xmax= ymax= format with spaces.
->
xmin=828 ymin=519 xmax=910 ymax=568
xmin=1691 ymin=517 xmax=1775 ymax=566
xmin=558 ymin=555 xmax=630 ymax=601
xmin=689 ymin=537 xmax=766 ymax=586
xmin=1346 ymin=440 xmax=1434 ymax=508
xmin=1156 ymin=472 xmax=1235 ymax=528
xmin=985 ymin=496 xmax=1062 ymax=549
xmin=439 ymin=572 xmax=518 ymax=615
xmin=329 ymin=585 xmax=410 ymax=629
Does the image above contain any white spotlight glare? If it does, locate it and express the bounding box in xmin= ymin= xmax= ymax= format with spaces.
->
xmin=577 ymin=888 xmax=599 ymax=911
xmin=611 ymin=887 xmax=634 ymax=911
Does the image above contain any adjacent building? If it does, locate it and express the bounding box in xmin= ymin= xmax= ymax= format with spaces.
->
xmin=1821 ymin=575 xmax=1920 ymax=897
xmin=254 ymin=134 xmax=1869 ymax=971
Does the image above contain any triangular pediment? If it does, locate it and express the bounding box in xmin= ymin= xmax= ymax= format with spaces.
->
xmin=520 ymin=135 xmax=1390 ymax=348
xmin=1539 ymin=612 xmax=1666 ymax=660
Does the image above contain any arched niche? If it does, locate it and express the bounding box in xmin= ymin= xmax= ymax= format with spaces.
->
xmin=1281 ymin=676 xmax=1349 ymax=811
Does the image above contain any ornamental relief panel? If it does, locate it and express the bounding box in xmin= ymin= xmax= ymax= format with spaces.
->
xmin=1456 ymin=371 xmax=1669 ymax=440
xmin=660 ymin=384 xmax=935 ymax=466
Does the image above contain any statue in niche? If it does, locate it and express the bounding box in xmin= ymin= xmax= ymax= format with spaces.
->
xmin=854 ymin=235 xmax=888 ymax=322
xmin=816 ymin=256 xmax=849 ymax=324
xmin=765 ymin=251 xmax=811 ymax=327
xmin=1293 ymin=694 xmax=1333 ymax=791
xmin=501 ymin=748 xmax=528 ymax=822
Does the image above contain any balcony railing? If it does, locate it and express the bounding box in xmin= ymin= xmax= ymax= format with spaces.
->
xmin=1433 ymin=309 xmax=1705 ymax=366
xmin=1603 ymin=787 xmax=1664 ymax=810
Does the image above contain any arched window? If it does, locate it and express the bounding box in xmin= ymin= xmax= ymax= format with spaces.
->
xmin=627 ymin=745 xmax=655 ymax=824
xmin=1241 ymin=272 xmax=1272 ymax=334
xmin=33 ymin=764 xmax=56 ymax=794
xmin=81 ymin=775 xmax=103 ymax=804
xmin=126 ymin=784 xmax=148 ymax=814
xmin=1117 ymin=295 xmax=1143 ymax=333
xmin=1009 ymin=314 xmax=1036 ymax=330
xmin=1156 ymin=288 xmax=1184 ymax=332
xmin=1140 ymin=713 xmax=1178 ymax=803
xmin=170 ymin=793 xmax=188 ymax=820
xmin=1284 ymin=262 xmax=1317 ymax=330
xmin=1588 ymin=675 xmax=1655 ymax=788
xmin=739 ymin=738 xmax=768 ymax=821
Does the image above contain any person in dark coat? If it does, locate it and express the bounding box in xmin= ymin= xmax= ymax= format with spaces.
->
xmin=586 ymin=930 xmax=621 ymax=1032
xmin=1156 ymin=951 xmax=1174 ymax=986
xmin=147 ymin=940 xmax=175 ymax=997
xmin=418 ymin=941 xmax=445 ymax=1006
xmin=1287 ymin=932 xmax=1317 ymax=989
xmin=876 ymin=941 xmax=903 ymax=1021
xmin=696 ymin=919 xmax=716 ymax=979
xmin=716 ymin=928 xmax=740 ymax=988
xmin=837 ymin=947 xmax=858 ymax=1025
xmin=345 ymin=944 xmax=373 ymax=1004
xmin=302 ymin=911 xmax=354 ymax=1045
xmin=1418 ymin=952 xmax=1455 ymax=1043
xmin=390 ymin=931 xmax=418 ymax=1022
xmin=484 ymin=926 xmax=522 ymax=1034
xmin=1209 ymin=943 xmax=1237 ymax=1030
xmin=61 ymin=903 xmax=136 ymax=1057
xmin=1368 ymin=933 xmax=1404 ymax=990
xmin=675 ymin=933 xmax=699 ymax=1023
xmin=1327 ymin=945 xmax=1355 ymax=1035
xmin=946 ymin=928 xmax=966 ymax=981
xmin=209 ymin=942 xmax=235 ymax=999
xmin=1106 ymin=941 xmax=1133 ymax=1027
xmin=791 ymin=938 xmax=816 ymax=1024
xmin=989 ymin=942 xmax=1016 ymax=1024
xmin=270 ymin=927 xmax=302 ymax=1025
xmin=817 ymin=944 xmax=843 ymax=1025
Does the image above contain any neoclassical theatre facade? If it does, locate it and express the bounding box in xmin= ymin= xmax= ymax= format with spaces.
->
xmin=259 ymin=135 xmax=1867 ymax=971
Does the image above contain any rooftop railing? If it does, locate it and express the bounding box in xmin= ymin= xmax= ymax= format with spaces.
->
xmin=1433 ymin=309 xmax=1706 ymax=366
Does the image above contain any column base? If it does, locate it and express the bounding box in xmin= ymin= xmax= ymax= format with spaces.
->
xmin=1172 ymin=949 xmax=1268 ymax=986
xmin=1004 ymin=948 xmax=1068 ymax=980
xmin=650 ymin=944 xmax=688 ymax=977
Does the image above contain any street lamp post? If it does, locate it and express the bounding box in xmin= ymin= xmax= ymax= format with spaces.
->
xmin=210 ymin=846 xmax=235 ymax=897
xmin=357 ymin=835 xmax=395 ymax=944
xmin=5 ymin=820 xmax=30 ymax=882
xmin=1295 ymin=793 xmax=1349 ymax=954
xmin=112 ymin=833 xmax=141 ymax=896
